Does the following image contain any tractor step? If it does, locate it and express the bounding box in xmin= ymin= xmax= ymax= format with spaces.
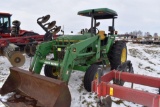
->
xmin=0 ymin=67 xmax=71 ymax=107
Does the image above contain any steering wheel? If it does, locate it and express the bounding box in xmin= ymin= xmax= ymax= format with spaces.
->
xmin=88 ymin=27 xmax=99 ymax=34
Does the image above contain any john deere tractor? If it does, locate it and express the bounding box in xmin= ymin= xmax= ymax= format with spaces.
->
xmin=29 ymin=8 xmax=127 ymax=92
xmin=0 ymin=8 xmax=130 ymax=107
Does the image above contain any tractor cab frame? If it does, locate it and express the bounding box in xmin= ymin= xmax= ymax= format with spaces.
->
xmin=78 ymin=8 xmax=118 ymax=35
xmin=0 ymin=12 xmax=11 ymax=34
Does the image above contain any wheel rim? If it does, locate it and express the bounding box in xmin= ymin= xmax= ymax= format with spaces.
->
xmin=121 ymin=48 xmax=127 ymax=63
xmin=52 ymin=71 xmax=59 ymax=76
xmin=52 ymin=70 xmax=60 ymax=78
xmin=94 ymin=72 xmax=98 ymax=79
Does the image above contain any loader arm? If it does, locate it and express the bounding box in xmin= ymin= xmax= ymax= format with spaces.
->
xmin=29 ymin=41 xmax=56 ymax=73
xmin=60 ymin=35 xmax=100 ymax=82
xmin=29 ymin=34 xmax=100 ymax=83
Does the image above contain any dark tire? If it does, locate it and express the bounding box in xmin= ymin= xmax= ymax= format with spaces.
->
xmin=30 ymin=44 xmax=37 ymax=55
xmin=108 ymin=41 xmax=127 ymax=70
xmin=44 ymin=59 xmax=60 ymax=79
xmin=24 ymin=45 xmax=32 ymax=57
xmin=113 ymin=61 xmax=134 ymax=86
xmin=84 ymin=64 xmax=101 ymax=92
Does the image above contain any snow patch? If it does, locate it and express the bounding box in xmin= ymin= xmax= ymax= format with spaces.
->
xmin=0 ymin=43 xmax=160 ymax=107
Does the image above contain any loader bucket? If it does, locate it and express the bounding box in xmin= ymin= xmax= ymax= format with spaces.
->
xmin=0 ymin=67 xmax=71 ymax=107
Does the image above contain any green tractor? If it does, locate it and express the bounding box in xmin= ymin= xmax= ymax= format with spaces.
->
xmin=30 ymin=8 xmax=127 ymax=91
xmin=0 ymin=8 xmax=130 ymax=107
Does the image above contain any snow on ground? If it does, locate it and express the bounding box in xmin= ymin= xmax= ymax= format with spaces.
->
xmin=0 ymin=42 xmax=160 ymax=107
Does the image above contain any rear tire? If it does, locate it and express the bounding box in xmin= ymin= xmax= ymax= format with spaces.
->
xmin=84 ymin=64 xmax=101 ymax=92
xmin=108 ymin=41 xmax=127 ymax=70
xmin=108 ymin=41 xmax=127 ymax=85
xmin=113 ymin=61 xmax=134 ymax=85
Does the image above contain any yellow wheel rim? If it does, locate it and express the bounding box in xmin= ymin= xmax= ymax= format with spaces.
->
xmin=52 ymin=70 xmax=60 ymax=77
xmin=94 ymin=72 xmax=98 ymax=79
xmin=121 ymin=48 xmax=127 ymax=63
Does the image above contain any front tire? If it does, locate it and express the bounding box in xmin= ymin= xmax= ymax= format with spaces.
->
xmin=44 ymin=59 xmax=60 ymax=79
xmin=84 ymin=64 xmax=101 ymax=92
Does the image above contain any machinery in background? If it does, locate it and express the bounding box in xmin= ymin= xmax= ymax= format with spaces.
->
xmin=0 ymin=12 xmax=60 ymax=66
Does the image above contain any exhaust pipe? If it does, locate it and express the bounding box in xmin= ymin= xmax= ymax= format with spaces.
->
xmin=2 ymin=44 xmax=25 ymax=67
xmin=0 ymin=67 xmax=71 ymax=107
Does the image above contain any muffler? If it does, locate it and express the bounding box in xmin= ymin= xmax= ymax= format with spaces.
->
xmin=0 ymin=67 xmax=71 ymax=107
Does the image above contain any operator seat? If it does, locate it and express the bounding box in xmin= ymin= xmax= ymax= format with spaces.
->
xmin=2 ymin=21 xmax=10 ymax=33
xmin=0 ymin=22 xmax=2 ymax=33
xmin=98 ymin=30 xmax=106 ymax=40
xmin=3 ymin=21 xmax=8 ymax=28
xmin=98 ymin=30 xmax=108 ymax=46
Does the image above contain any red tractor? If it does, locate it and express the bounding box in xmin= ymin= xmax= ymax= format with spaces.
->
xmin=0 ymin=12 xmax=60 ymax=67
xmin=0 ymin=12 xmax=38 ymax=38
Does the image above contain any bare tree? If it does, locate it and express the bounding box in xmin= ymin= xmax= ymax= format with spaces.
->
xmin=137 ymin=30 xmax=143 ymax=37
xmin=144 ymin=32 xmax=151 ymax=37
xmin=154 ymin=33 xmax=158 ymax=37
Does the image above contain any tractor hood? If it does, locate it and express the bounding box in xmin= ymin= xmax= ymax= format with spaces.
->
xmin=56 ymin=33 xmax=93 ymax=41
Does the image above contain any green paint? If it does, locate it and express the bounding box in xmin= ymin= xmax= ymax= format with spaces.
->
xmin=78 ymin=8 xmax=117 ymax=19
xmin=29 ymin=8 xmax=118 ymax=83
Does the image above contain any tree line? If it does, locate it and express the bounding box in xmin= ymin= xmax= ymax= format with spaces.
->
xmin=125 ymin=30 xmax=159 ymax=38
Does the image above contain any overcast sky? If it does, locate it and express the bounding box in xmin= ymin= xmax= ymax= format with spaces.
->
xmin=1 ymin=0 xmax=160 ymax=35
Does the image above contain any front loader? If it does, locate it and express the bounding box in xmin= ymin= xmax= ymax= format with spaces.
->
xmin=29 ymin=8 xmax=129 ymax=91
xmin=0 ymin=8 xmax=131 ymax=107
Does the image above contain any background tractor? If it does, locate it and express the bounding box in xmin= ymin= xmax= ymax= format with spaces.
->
xmin=0 ymin=12 xmax=60 ymax=67
xmin=0 ymin=8 xmax=132 ymax=107
xmin=0 ymin=12 xmax=40 ymax=67
xmin=0 ymin=12 xmax=38 ymax=37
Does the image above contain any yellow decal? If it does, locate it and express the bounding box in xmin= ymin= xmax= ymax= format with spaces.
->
xmin=58 ymin=48 xmax=61 ymax=51
xmin=110 ymin=87 xmax=113 ymax=96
